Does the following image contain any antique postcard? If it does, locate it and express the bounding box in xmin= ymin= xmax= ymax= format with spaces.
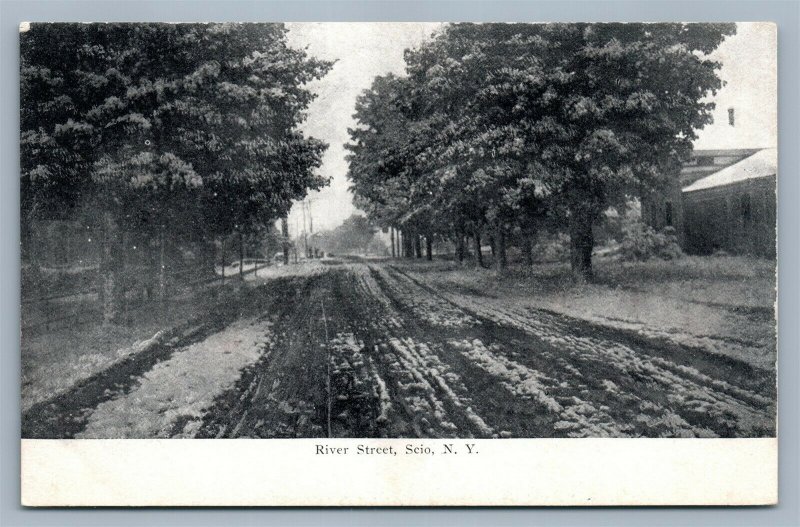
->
xmin=20 ymin=21 xmax=777 ymax=506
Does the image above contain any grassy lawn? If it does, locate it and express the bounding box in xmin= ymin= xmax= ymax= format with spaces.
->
xmin=395 ymin=254 xmax=777 ymax=370
xmin=21 ymin=262 xmax=324 ymax=412
xmin=22 ymin=281 xmax=234 ymax=411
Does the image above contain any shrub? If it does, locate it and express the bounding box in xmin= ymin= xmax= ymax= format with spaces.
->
xmin=533 ymin=233 xmax=571 ymax=263
xmin=620 ymin=222 xmax=683 ymax=261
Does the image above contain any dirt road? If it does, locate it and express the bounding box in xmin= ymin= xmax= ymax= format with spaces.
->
xmin=23 ymin=262 xmax=776 ymax=439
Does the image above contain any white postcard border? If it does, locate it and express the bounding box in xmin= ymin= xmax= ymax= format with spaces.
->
xmin=21 ymin=438 xmax=777 ymax=506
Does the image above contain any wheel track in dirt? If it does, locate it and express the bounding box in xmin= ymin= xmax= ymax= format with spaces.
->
xmin=22 ymin=277 xmax=307 ymax=439
xmin=380 ymin=264 xmax=775 ymax=438
xmin=179 ymin=262 xmax=774 ymax=439
xmin=197 ymin=272 xmax=331 ymax=438
xmin=336 ymin=266 xmax=505 ymax=438
xmin=198 ymin=266 xmax=499 ymax=438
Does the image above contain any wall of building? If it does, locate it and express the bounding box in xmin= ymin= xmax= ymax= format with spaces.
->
xmin=641 ymin=180 xmax=685 ymax=244
xmin=682 ymin=175 xmax=776 ymax=258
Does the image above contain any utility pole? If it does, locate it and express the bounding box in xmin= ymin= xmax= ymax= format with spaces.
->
xmin=306 ymin=198 xmax=317 ymax=258
xmin=307 ymin=200 xmax=315 ymax=258
xmin=281 ymin=216 xmax=289 ymax=265
xmin=295 ymin=218 xmax=300 ymax=264
xmin=301 ymin=199 xmax=309 ymax=259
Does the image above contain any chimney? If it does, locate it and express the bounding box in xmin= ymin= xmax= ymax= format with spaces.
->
xmin=728 ymin=107 xmax=735 ymax=127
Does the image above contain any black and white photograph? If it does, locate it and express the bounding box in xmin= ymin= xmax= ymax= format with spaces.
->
xmin=20 ymin=21 xmax=777 ymax=445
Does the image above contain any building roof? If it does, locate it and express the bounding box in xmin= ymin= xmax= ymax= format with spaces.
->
xmin=691 ymin=148 xmax=763 ymax=157
xmin=683 ymin=148 xmax=777 ymax=193
xmin=679 ymin=149 xmax=762 ymax=187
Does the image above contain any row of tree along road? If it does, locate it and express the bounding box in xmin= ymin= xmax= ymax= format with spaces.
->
xmin=21 ymin=23 xmax=332 ymax=323
xmin=21 ymin=22 xmax=737 ymax=325
xmin=346 ymin=23 xmax=735 ymax=277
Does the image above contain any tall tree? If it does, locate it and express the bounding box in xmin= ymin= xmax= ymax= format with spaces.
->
xmin=315 ymin=214 xmax=377 ymax=256
xmin=21 ymin=23 xmax=332 ymax=321
xmin=403 ymin=23 xmax=735 ymax=278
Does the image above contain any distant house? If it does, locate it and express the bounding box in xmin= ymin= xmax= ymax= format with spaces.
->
xmin=642 ymin=105 xmax=777 ymax=258
xmin=642 ymin=148 xmax=776 ymax=258
xmin=641 ymin=148 xmax=760 ymax=247
xmin=682 ymin=148 xmax=776 ymax=257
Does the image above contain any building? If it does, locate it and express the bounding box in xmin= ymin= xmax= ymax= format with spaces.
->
xmin=641 ymin=147 xmax=760 ymax=247
xmin=682 ymin=148 xmax=776 ymax=257
xmin=641 ymin=93 xmax=777 ymax=258
xmin=641 ymin=24 xmax=778 ymax=258
xmin=642 ymin=146 xmax=777 ymax=258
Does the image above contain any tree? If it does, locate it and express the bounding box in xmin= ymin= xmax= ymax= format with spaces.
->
xmin=315 ymin=215 xmax=377 ymax=256
xmin=347 ymin=75 xmax=417 ymax=245
xmin=21 ymin=23 xmax=332 ymax=321
xmin=402 ymin=23 xmax=735 ymax=278
xmin=347 ymin=23 xmax=734 ymax=279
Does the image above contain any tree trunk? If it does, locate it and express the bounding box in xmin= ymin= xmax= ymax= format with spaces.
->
xmin=121 ymin=232 xmax=129 ymax=322
xmin=569 ymin=207 xmax=595 ymax=281
xmin=489 ymin=235 xmax=496 ymax=257
xmin=221 ymin=238 xmax=226 ymax=286
xmin=473 ymin=230 xmax=484 ymax=268
xmin=425 ymin=234 xmax=433 ymax=261
xmin=260 ymin=236 xmax=268 ymax=276
xmin=208 ymin=240 xmax=218 ymax=297
xmin=456 ymin=232 xmax=465 ymax=263
xmin=404 ymin=230 xmax=413 ymax=258
xmin=390 ymin=227 xmax=396 ymax=258
xmin=238 ymin=231 xmax=245 ymax=281
xmin=21 ymin=218 xmax=33 ymax=263
xmin=494 ymin=222 xmax=507 ymax=273
xmin=100 ymin=211 xmax=123 ymax=324
xmin=281 ymin=216 xmax=290 ymax=265
xmin=201 ymin=238 xmax=216 ymax=277
xmin=523 ymin=234 xmax=534 ymax=267
xmin=21 ymin=219 xmax=43 ymax=296
xmin=413 ymin=234 xmax=421 ymax=259
xmin=158 ymin=227 xmax=168 ymax=304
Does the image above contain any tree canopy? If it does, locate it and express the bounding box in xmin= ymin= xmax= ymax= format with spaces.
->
xmin=21 ymin=23 xmax=333 ymax=320
xmin=347 ymin=22 xmax=735 ymax=277
xmin=22 ymin=23 xmax=331 ymax=230
xmin=314 ymin=214 xmax=377 ymax=256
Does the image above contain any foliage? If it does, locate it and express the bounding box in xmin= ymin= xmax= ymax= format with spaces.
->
xmin=366 ymin=236 xmax=390 ymax=256
xmin=347 ymin=23 xmax=735 ymax=278
xmin=620 ymin=223 xmax=684 ymax=261
xmin=21 ymin=23 xmax=333 ymax=320
xmin=533 ymin=233 xmax=571 ymax=263
xmin=22 ymin=23 xmax=332 ymax=237
xmin=314 ymin=215 xmax=377 ymax=256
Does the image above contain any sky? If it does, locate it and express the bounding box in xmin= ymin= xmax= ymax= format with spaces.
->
xmin=694 ymin=22 xmax=777 ymax=150
xmin=282 ymin=22 xmax=777 ymax=236
xmin=283 ymin=22 xmax=442 ymax=236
